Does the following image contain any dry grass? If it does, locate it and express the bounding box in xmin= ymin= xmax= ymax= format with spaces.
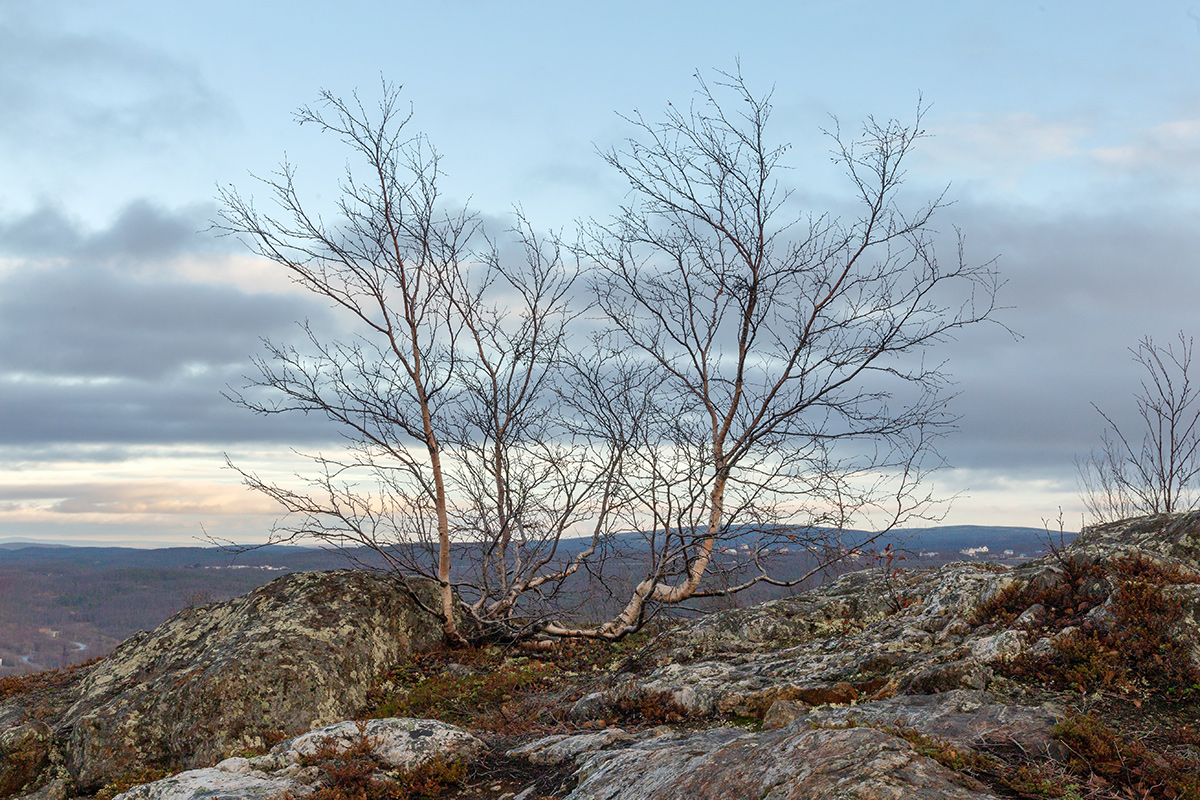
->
xmin=958 ymin=553 xmax=1200 ymax=797
xmin=0 ymin=656 xmax=103 ymax=703
xmin=975 ymin=555 xmax=1200 ymax=699
xmin=1053 ymin=713 xmax=1200 ymax=799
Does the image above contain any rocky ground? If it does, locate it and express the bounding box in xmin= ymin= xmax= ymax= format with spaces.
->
xmin=2 ymin=513 xmax=1200 ymax=799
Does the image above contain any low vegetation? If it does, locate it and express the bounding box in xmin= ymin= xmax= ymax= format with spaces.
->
xmin=364 ymin=648 xmax=564 ymax=731
xmin=94 ymin=769 xmax=172 ymax=800
xmin=0 ymin=657 xmax=101 ymax=703
xmin=965 ymin=553 xmax=1200 ymax=797
xmin=814 ymin=714 xmax=1200 ymax=799
xmin=284 ymin=723 xmax=466 ymax=800
xmin=0 ymin=656 xmax=102 ymax=722
xmin=1053 ymin=713 xmax=1200 ymax=799
xmin=361 ymin=629 xmax=686 ymax=736
xmin=975 ymin=553 xmax=1200 ymax=698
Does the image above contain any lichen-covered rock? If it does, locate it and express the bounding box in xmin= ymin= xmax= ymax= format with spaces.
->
xmin=761 ymin=699 xmax=811 ymax=730
xmin=1065 ymin=511 xmax=1200 ymax=569
xmin=664 ymin=573 xmax=894 ymax=659
xmin=564 ymin=724 xmax=1002 ymax=800
xmin=603 ymin=516 xmax=1200 ymax=728
xmin=0 ymin=722 xmax=54 ymax=798
xmin=111 ymin=764 xmax=298 ymax=800
xmin=507 ymin=729 xmax=635 ymax=766
xmin=799 ymin=690 xmax=1064 ymax=757
xmin=11 ymin=776 xmax=68 ymax=800
xmin=614 ymin=563 xmax=1014 ymax=721
xmin=0 ymin=658 xmax=94 ymax=800
xmin=256 ymin=718 xmax=484 ymax=772
xmin=58 ymin=570 xmax=445 ymax=790
xmin=111 ymin=718 xmax=481 ymax=800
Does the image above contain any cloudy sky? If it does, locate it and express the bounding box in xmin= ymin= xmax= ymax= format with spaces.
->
xmin=2 ymin=1 xmax=1198 ymax=545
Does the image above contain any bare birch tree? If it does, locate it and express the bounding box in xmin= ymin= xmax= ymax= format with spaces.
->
xmin=216 ymin=85 xmax=613 ymax=644
xmin=1078 ymin=332 xmax=1200 ymax=523
xmin=218 ymin=73 xmax=1000 ymax=647
xmin=554 ymin=69 xmax=1002 ymax=637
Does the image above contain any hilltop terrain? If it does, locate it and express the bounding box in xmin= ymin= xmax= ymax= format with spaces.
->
xmin=5 ymin=518 xmax=1183 ymax=799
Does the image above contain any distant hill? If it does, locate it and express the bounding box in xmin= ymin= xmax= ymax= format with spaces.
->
xmin=555 ymin=523 xmax=1075 ymax=558
xmin=885 ymin=525 xmax=1074 ymax=554
xmin=0 ymin=543 xmax=334 ymax=569
xmin=0 ymin=523 xmax=1070 ymax=560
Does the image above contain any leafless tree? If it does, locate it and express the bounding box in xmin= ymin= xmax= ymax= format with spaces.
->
xmin=216 ymin=85 xmax=615 ymax=644
xmin=217 ymin=72 xmax=1000 ymax=647
xmin=549 ymin=69 xmax=1002 ymax=638
xmin=1078 ymin=332 xmax=1200 ymax=523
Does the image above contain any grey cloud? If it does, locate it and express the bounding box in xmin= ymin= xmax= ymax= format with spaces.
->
xmin=2 ymin=188 xmax=1195 ymax=483
xmin=0 ymin=201 xmax=222 ymax=261
xmin=928 ymin=202 xmax=1200 ymax=475
xmin=0 ymin=199 xmax=342 ymax=447
xmin=0 ymin=205 xmax=83 ymax=256
xmin=0 ymin=368 xmax=339 ymax=446
xmin=0 ymin=260 xmax=321 ymax=380
xmin=90 ymin=200 xmax=220 ymax=260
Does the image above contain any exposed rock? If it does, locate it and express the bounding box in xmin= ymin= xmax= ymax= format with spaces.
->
xmin=760 ymin=698 xmax=811 ymax=730
xmin=593 ymin=515 xmax=1200 ymax=734
xmin=564 ymin=724 xmax=1002 ymax=799
xmin=0 ymin=723 xmax=53 ymax=798
xmin=56 ymin=570 xmax=446 ymax=790
xmin=612 ymin=563 xmax=1015 ymax=720
xmin=11 ymin=776 xmax=68 ymax=800
xmin=256 ymin=718 xmax=484 ymax=772
xmin=112 ymin=765 xmax=298 ymax=800
xmin=800 ymin=690 xmax=1065 ymax=757
xmin=968 ymin=629 xmax=1026 ymax=662
xmin=1065 ymin=511 xmax=1200 ymax=569
xmin=112 ymin=718 xmax=483 ymax=800
xmin=898 ymin=658 xmax=992 ymax=695
xmin=551 ymin=514 xmax=1200 ymax=798
xmin=507 ymin=728 xmax=635 ymax=766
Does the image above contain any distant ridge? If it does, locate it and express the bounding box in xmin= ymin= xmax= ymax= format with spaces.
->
xmin=889 ymin=524 xmax=1073 ymax=552
xmin=0 ymin=543 xmax=331 ymax=569
xmin=0 ymin=525 xmax=1074 ymax=563
xmin=0 ymin=541 xmax=73 ymax=549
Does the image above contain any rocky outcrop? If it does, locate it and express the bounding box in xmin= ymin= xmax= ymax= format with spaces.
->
xmin=507 ymin=697 xmax=1046 ymax=799
xmin=0 ymin=570 xmax=446 ymax=796
xmin=545 ymin=514 xmax=1200 ymax=798
xmin=798 ymin=690 xmax=1064 ymax=757
xmin=0 ymin=723 xmax=54 ymax=798
xmin=1064 ymin=511 xmax=1200 ymax=566
xmin=579 ymin=514 xmax=1200 ymax=726
xmin=572 ymin=561 xmax=1021 ymax=721
xmin=562 ymin=725 xmax=1001 ymax=799
xmin=112 ymin=718 xmax=484 ymax=800
xmin=6 ymin=513 xmax=1200 ymax=800
xmin=506 ymin=728 xmax=636 ymax=766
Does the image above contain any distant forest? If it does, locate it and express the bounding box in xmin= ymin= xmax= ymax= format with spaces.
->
xmin=0 ymin=544 xmax=348 ymax=673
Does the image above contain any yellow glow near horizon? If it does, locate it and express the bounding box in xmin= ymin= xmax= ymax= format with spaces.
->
xmin=0 ymin=443 xmax=1088 ymax=547
xmin=0 ymin=445 xmax=297 ymax=547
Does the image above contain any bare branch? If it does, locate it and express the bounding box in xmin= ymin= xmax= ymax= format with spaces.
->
xmin=1079 ymin=332 xmax=1200 ymax=522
